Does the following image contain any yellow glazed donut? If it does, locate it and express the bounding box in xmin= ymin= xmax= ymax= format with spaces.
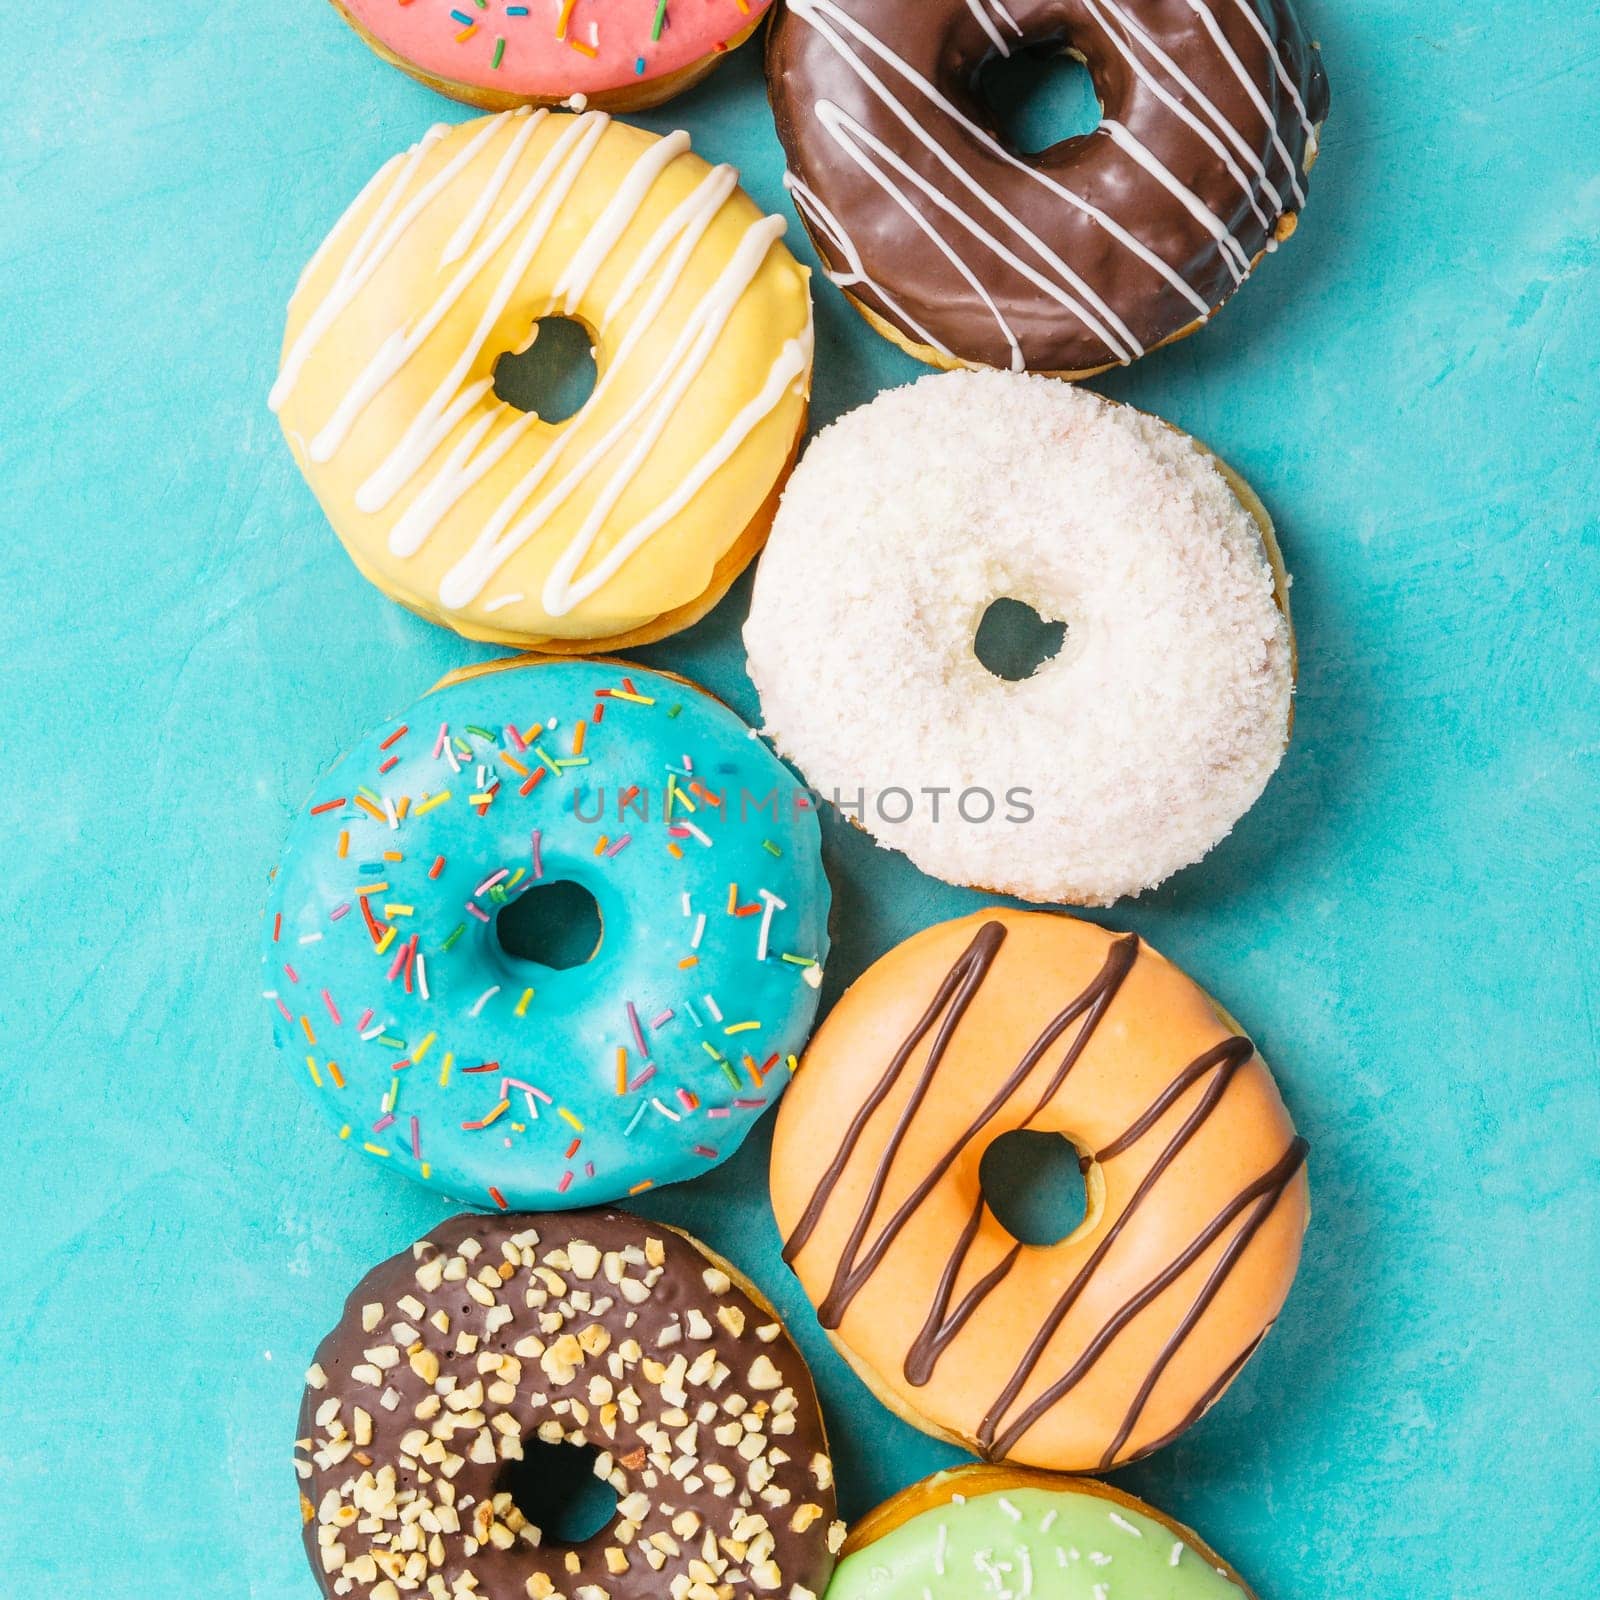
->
xmin=271 ymin=110 xmax=813 ymax=650
xmin=770 ymin=909 xmax=1309 ymax=1472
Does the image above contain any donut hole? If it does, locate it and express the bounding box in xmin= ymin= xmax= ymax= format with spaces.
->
xmin=976 ymin=42 xmax=1101 ymax=158
xmin=979 ymin=1130 xmax=1090 ymax=1246
xmin=496 ymin=880 xmax=603 ymax=970
xmin=493 ymin=316 xmax=598 ymax=424
xmin=496 ymin=1435 xmax=618 ymax=1545
xmin=973 ymin=597 xmax=1067 ymax=681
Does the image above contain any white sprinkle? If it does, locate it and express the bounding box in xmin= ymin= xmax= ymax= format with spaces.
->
xmin=1019 ymin=1545 xmax=1033 ymax=1597
xmin=383 ymin=794 xmax=399 ymax=830
xmin=1039 ymin=1510 xmax=1057 ymax=1533
xmin=650 ymin=1097 xmax=681 ymax=1123
xmin=1089 ymin=1550 xmax=1111 ymax=1566
xmin=756 ymin=887 xmax=786 ymax=963
xmin=691 ymin=913 xmax=707 ymax=950
xmin=1093 ymin=1586 xmax=1108 ymax=1600
xmin=1109 ymin=1512 xmax=1142 ymax=1538
xmin=998 ymin=1498 xmax=1021 ymax=1522
xmin=681 ymin=891 xmax=692 ymax=917
xmin=298 ymin=932 xmax=323 ymax=945
xmin=469 ymin=986 xmax=500 ymax=1017
xmin=703 ymin=993 xmax=723 ymax=1023
xmin=934 ymin=1523 xmax=947 ymax=1576
xmin=681 ymin=819 xmax=713 ymax=847
xmin=360 ymin=1023 xmax=385 ymax=1041
xmin=1170 ymin=1540 xmax=1184 ymax=1567
xmin=416 ymin=952 xmax=430 ymax=1001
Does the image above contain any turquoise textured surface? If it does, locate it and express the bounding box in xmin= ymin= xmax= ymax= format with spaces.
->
xmin=3 ymin=4 xmax=1598 ymax=1595
xmin=263 ymin=658 xmax=830 ymax=1211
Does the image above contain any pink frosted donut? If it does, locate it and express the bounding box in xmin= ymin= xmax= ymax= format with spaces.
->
xmin=331 ymin=0 xmax=772 ymax=112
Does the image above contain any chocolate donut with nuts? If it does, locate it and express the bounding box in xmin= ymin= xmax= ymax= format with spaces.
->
xmin=295 ymin=1211 xmax=842 ymax=1600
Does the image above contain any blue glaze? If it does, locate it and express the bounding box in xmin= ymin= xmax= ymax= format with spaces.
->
xmin=262 ymin=659 xmax=829 ymax=1209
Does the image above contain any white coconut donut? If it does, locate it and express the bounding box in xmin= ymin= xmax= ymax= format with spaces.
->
xmin=742 ymin=372 xmax=1293 ymax=906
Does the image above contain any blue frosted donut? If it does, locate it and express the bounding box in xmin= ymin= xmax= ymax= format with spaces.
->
xmin=262 ymin=657 xmax=830 ymax=1209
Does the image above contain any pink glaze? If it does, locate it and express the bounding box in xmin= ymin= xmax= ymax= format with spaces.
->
xmin=342 ymin=0 xmax=772 ymax=99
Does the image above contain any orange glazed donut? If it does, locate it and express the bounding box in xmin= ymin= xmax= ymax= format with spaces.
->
xmin=769 ymin=909 xmax=1308 ymax=1472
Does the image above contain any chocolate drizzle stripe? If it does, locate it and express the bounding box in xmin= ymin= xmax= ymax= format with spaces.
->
xmin=1114 ymin=1325 xmax=1269 ymax=1466
xmin=782 ymin=919 xmax=1008 ymax=1264
xmin=1095 ymin=1036 xmax=1256 ymax=1162
xmin=904 ymin=1194 xmax=1024 ymax=1385
xmin=985 ymin=1135 xmax=1309 ymax=1459
xmin=811 ymin=933 xmax=1139 ymax=1328
xmin=976 ymin=1037 xmax=1255 ymax=1447
xmin=785 ymin=916 xmax=1307 ymax=1465
xmin=1097 ymin=1180 xmax=1288 ymax=1466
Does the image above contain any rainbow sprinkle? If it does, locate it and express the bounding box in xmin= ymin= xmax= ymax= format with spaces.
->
xmin=267 ymin=666 xmax=823 ymax=1209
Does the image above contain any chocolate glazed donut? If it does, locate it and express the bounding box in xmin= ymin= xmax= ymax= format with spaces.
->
xmin=766 ymin=0 xmax=1330 ymax=375
xmin=296 ymin=1211 xmax=841 ymax=1600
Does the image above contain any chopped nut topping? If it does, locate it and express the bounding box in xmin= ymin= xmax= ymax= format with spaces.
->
xmin=301 ymin=1220 xmax=834 ymax=1600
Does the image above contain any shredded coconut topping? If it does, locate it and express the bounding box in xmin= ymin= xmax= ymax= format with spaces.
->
xmin=744 ymin=372 xmax=1292 ymax=905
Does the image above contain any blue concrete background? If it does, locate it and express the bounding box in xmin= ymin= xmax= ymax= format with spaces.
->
xmin=3 ymin=3 xmax=1597 ymax=1592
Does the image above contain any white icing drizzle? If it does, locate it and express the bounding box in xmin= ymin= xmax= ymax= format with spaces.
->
xmin=439 ymin=107 xmax=543 ymax=267
xmin=788 ymin=0 xmax=1228 ymax=356
xmin=791 ymin=0 xmax=1153 ymax=360
xmin=389 ymin=162 xmax=740 ymax=563
xmin=438 ymin=215 xmax=798 ymax=611
xmin=274 ymin=111 xmax=807 ymax=620
xmin=542 ymin=326 xmax=812 ymax=614
xmin=304 ymin=111 xmax=592 ymax=466
xmin=1101 ymin=121 xmax=1250 ymax=281
xmin=1182 ymin=0 xmax=1308 ymax=205
xmin=1084 ymin=0 xmax=1286 ymax=212
xmin=354 ymin=112 xmax=611 ymax=509
xmin=963 ymin=0 xmax=1017 ymax=57
xmin=408 ymin=165 xmax=743 ymax=583
xmin=785 ymin=0 xmax=1314 ymax=359
xmin=272 ymin=122 xmax=467 ymax=411
xmin=554 ymin=129 xmax=693 ymax=310
xmin=814 ymin=103 xmax=1030 ymax=369
xmin=292 ymin=149 xmax=408 ymax=300
xmin=1223 ymin=0 xmax=1318 ymax=140
xmin=989 ymin=0 xmax=1023 ymax=33
xmin=386 ymin=395 xmax=536 ymax=560
xmin=784 ymin=171 xmax=957 ymax=360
